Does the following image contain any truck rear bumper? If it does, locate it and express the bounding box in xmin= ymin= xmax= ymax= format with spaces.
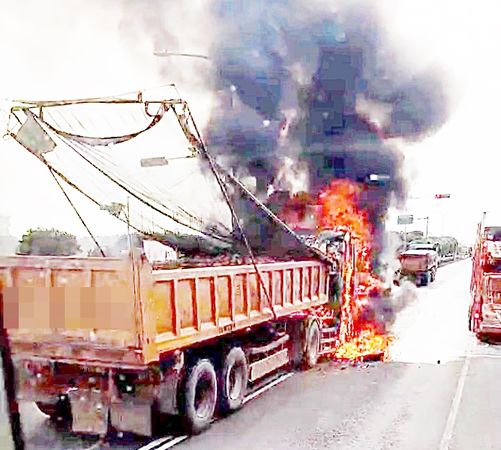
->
xmin=14 ymin=358 xmax=157 ymax=437
xmin=67 ymin=389 xmax=153 ymax=437
xmin=398 ymin=271 xmax=430 ymax=285
xmin=479 ymin=323 xmax=501 ymax=336
xmin=399 ymin=270 xmax=427 ymax=278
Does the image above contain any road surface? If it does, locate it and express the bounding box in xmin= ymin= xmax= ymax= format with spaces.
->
xmin=3 ymin=258 xmax=500 ymax=449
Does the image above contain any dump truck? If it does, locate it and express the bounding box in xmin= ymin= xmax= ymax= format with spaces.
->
xmin=0 ymin=235 xmax=354 ymax=437
xmin=1 ymin=92 xmax=360 ymax=438
xmin=469 ymin=213 xmax=501 ymax=339
xmin=396 ymin=245 xmax=439 ymax=286
xmin=407 ymin=237 xmax=458 ymax=264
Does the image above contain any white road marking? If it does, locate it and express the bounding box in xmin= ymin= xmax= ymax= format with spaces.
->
xmin=137 ymin=436 xmax=180 ymax=450
xmin=136 ymin=372 xmax=293 ymax=450
xmin=468 ymin=353 xmax=501 ymax=360
xmin=243 ymin=372 xmax=293 ymax=405
xmin=439 ymin=355 xmax=470 ymax=450
xmin=155 ymin=436 xmax=188 ymax=450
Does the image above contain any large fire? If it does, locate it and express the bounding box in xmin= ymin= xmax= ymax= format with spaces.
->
xmin=316 ymin=179 xmax=392 ymax=362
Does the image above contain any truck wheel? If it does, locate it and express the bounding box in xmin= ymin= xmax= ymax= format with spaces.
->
xmin=477 ymin=332 xmax=489 ymax=343
xmin=288 ymin=320 xmax=304 ymax=368
xmin=302 ymin=320 xmax=320 ymax=369
xmin=220 ymin=347 xmax=248 ymax=414
xmin=35 ymin=402 xmax=57 ymax=417
xmin=430 ymin=268 xmax=437 ymax=283
xmin=181 ymin=359 xmax=217 ymax=435
xmin=36 ymin=396 xmax=71 ymax=425
xmin=471 ymin=315 xmax=481 ymax=334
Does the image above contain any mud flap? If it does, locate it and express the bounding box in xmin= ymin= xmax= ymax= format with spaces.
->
xmin=67 ymin=389 xmax=109 ymax=436
xmin=110 ymin=401 xmax=153 ymax=437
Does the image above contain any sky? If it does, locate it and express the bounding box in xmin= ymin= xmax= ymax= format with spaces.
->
xmin=0 ymin=0 xmax=500 ymax=246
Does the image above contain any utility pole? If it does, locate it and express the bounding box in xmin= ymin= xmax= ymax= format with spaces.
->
xmin=416 ymin=216 xmax=429 ymax=238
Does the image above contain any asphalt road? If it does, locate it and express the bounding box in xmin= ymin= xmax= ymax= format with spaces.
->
xmin=3 ymin=258 xmax=501 ymax=450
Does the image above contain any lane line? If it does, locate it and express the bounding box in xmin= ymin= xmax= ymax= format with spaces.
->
xmin=137 ymin=436 xmax=177 ymax=450
xmin=467 ymin=353 xmax=501 ymax=360
xmin=136 ymin=372 xmax=293 ymax=450
xmin=243 ymin=372 xmax=293 ymax=405
xmin=439 ymin=355 xmax=470 ymax=450
xmin=155 ymin=436 xmax=188 ymax=450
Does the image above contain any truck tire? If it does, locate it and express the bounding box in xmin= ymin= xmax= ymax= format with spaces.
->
xmin=471 ymin=314 xmax=482 ymax=336
xmin=35 ymin=401 xmax=57 ymax=417
xmin=302 ymin=320 xmax=320 ymax=369
xmin=220 ymin=347 xmax=248 ymax=414
xmin=181 ymin=359 xmax=217 ymax=435
xmin=288 ymin=320 xmax=304 ymax=368
xmin=36 ymin=397 xmax=71 ymax=425
xmin=430 ymin=268 xmax=437 ymax=283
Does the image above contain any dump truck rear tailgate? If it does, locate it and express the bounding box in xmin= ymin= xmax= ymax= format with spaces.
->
xmin=0 ymin=256 xmax=142 ymax=366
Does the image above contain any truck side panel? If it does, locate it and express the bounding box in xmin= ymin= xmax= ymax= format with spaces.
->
xmin=1 ymin=256 xmax=329 ymax=366
xmin=149 ymin=261 xmax=328 ymax=357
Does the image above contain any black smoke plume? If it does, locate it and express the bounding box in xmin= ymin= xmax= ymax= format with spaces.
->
xmin=204 ymin=0 xmax=449 ymax=257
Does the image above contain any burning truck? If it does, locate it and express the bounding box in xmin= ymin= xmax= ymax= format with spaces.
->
xmin=1 ymin=93 xmax=393 ymax=439
xmin=0 ymin=0 xmax=452 ymax=440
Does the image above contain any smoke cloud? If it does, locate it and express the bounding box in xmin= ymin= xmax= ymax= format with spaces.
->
xmin=202 ymin=0 xmax=450 ymax=254
xmin=122 ymin=0 xmax=451 ymax=257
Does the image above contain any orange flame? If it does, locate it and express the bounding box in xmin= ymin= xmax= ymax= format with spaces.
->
xmin=317 ymin=179 xmax=391 ymax=361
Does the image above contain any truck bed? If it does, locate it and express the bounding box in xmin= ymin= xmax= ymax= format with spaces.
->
xmin=1 ymin=255 xmax=329 ymax=367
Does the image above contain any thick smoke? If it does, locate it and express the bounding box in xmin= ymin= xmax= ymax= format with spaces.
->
xmin=121 ymin=0 xmax=450 ymax=260
xmin=204 ymin=0 xmax=450 ymax=256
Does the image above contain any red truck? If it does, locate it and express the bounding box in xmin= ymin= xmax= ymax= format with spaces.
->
xmin=469 ymin=218 xmax=501 ymax=340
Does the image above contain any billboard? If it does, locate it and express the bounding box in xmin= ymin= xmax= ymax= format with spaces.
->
xmin=397 ymin=214 xmax=414 ymax=225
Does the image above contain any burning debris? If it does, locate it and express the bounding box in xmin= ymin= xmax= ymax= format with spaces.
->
xmin=314 ymin=179 xmax=394 ymax=362
xmin=333 ymin=330 xmax=393 ymax=362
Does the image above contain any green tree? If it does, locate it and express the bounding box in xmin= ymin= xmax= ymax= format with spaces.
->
xmin=16 ymin=228 xmax=80 ymax=256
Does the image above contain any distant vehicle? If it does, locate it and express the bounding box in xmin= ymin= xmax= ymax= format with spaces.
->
xmin=407 ymin=241 xmax=440 ymax=253
xmin=458 ymin=245 xmax=472 ymax=259
xmin=469 ymin=214 xmax=501 ymax=340
xmin=397 ymin=247 xmax=439 ymax=286
xmin=408 ymin=237 xmax=458 ymax=264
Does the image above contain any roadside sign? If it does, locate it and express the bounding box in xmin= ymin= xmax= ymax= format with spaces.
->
xmin=398 ymin=214 xmax=414 ymax=225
